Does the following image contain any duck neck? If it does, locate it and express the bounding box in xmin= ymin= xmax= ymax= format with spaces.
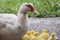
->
xmin=17 ymin=11 xmax=29 ymax=27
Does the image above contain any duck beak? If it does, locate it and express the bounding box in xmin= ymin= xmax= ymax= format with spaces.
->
xmin=33 ymin=10 xmax=39 ymax=14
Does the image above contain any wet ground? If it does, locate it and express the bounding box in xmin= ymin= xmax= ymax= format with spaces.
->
xmin=29 ymin=17 xmax=60 ymax=40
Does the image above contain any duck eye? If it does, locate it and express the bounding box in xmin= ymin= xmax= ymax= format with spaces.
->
xmin=26 ymin=5 xmax=34 ymax=11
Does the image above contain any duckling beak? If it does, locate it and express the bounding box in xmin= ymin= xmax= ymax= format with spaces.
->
xmin=33 ymin=10 xmax=39 ymax=14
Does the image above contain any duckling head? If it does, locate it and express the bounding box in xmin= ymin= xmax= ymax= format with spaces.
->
xmin=26 ymin=31 xmax=31 ymax=36
xmin=31 ymin=29 xmax=35 ymax=34
xmin=33 ymin=32 xmax=39 ymax=37
xmin=42 ymin=29 xmax=48 ymax=33
xmin=51 ymin=32 xmax=56 ymax=37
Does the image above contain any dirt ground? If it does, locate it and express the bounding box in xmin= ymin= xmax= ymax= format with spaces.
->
xmin=29 ymin=17 xmax=60 ymax=40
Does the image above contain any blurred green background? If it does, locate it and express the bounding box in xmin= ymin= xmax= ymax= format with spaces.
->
xmin=0 ymin=0 xmax=60 ymax=17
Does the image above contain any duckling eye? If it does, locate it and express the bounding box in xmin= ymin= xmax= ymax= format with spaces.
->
xmin=26 ymin=5 xmax=34 ymax=11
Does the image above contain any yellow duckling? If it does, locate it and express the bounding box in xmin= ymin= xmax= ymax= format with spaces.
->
xmin=48 ymin=32 xmax=56 ymax=40
xmin=39 ymin=29 xmax=49 ymax=40
xmin=31 ymin=32 xmax=39 ymax=40
xmin=22 ymin=31 xmax=31 ymax=40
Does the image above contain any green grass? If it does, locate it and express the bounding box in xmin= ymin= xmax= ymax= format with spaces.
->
xmin=0 ymin=0 xmax=60 ymax=17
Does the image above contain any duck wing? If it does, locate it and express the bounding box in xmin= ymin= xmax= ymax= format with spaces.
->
xmin=0 ymin=14 xmax=17 ymax=25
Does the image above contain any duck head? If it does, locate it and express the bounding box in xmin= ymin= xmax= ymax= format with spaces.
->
xmin=19 ymin=3 xmax=39 ymax=14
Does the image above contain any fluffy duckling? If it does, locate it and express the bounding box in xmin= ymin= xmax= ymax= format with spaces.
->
xmin=48 ymin=32 xmax=56 ymax=40
xmin=31 ymin=32 xmax=39 ymax=40
xmin=39 ymin=29 xmax=49 ymax=40
xmin=22 ymin=31 xmax=31 ymax=40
